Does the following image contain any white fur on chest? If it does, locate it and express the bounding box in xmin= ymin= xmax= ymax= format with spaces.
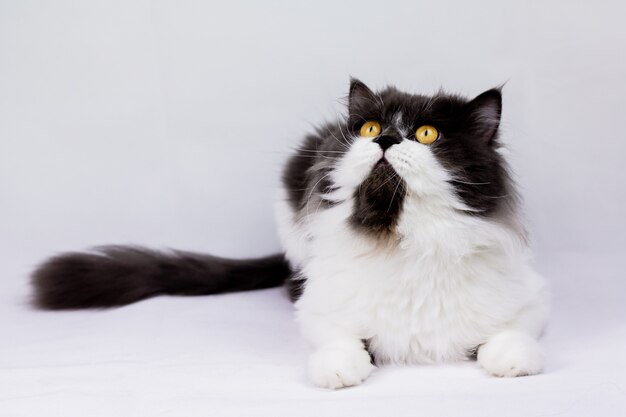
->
xmin=276 ymin=191 xmax=547 ymax=365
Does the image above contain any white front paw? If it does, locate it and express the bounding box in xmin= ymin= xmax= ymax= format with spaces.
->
xmin=477 ymin=330 xmax=545 ymax=377
xmin=308 ymin=345 xmax=376 ymax=389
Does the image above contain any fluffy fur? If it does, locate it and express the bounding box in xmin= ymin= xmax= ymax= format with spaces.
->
xmin=31 ymin=79 xmax=550 ymax=389
xmin=32 ymin=247 xmax=290 ymax=309
xmin=276 ymin=79 xmax=549 ymax=388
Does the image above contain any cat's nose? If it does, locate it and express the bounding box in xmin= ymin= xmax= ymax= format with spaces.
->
xmin=374 ymin=135 xmax=402 ymax=151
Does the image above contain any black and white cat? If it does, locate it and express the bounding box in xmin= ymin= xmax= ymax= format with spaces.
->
xmin=32 ymin=79 xmax=550 ymax=389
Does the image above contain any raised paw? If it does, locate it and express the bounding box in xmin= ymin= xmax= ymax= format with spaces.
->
xmin=477 ymin=330 xmax=545 ymax=377
xmin=308 ymin=345 xmax=375 ymax=389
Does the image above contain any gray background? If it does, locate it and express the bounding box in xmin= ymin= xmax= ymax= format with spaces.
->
xmin=1 ymin=1 xmax=625 ymax=416
xmin=2 ymin=1 xmax=624 ymax=263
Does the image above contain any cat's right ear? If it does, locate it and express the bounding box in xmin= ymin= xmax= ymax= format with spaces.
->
xmin=348 ymin=78 xmax=379 ymax=117
xmin=463 ymin=88 xmax=502 ymax=144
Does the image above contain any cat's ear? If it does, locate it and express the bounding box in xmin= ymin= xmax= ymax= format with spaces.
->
xmin=463 ymin=88 xmax=502 ymax=144
xmin=348 ymin=78 xmax=379 ymax=116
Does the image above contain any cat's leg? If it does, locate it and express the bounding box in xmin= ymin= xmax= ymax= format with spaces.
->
xmin=298 ymin=313 xmax=375 ymax=389
xmin=478 ymin=281 xmax=550 ymax=377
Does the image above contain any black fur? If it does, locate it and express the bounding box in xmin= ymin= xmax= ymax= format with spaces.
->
xmin=285 ymin=269 xmax=306 ymax=302
xmin=350 ymin=160 xmax=406 ymax=235
xmin=282 ymin=124 xmax=348 ymax=212
xmin=282 ymin=133 xmax=321 ymax=211
xmin=32 ymin=246 xmax=290 ymax=309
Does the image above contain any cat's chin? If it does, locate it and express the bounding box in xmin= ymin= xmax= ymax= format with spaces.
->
xmin=371 ymin=157 xmax=397 ymax=178
xmin=367 ymin=157 xmax=398 ymax=190
xmin=349 ymin=157 xmax=406 ymax=235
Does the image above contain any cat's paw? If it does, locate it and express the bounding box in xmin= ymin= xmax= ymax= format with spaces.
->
xmin=308 ymin=345 xmax=375 ymax=389
xmin=477 ymin=330 xmax=545 ymax=377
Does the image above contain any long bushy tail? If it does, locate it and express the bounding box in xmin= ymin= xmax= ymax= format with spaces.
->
xmin=31 ymin=246 xmax=291 ymax=310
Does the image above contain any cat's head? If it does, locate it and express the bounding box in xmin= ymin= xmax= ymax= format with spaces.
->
xmin=318 ymin=79 xmax=516 ymax=236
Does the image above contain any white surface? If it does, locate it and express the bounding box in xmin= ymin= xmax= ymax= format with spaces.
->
xmin=1 ymin=1 xmax=625 ymax=416
xmin=1 ymin=253 xmax=625 ymax=417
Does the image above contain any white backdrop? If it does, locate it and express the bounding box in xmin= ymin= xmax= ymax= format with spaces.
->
xmin=1 ymin=1 xmax=625 ymax=416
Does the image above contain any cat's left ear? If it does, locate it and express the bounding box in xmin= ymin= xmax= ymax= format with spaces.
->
xmin=463 ymin=88 xmax=502 ymax=144
xmin=348 ymin=78 xmax=379 ymax=117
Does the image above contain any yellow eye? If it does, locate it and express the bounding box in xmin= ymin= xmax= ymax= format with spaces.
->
xmin=415 ymin=125 xmax=439 ymax=144
xmin=360 ymin=121 xmax=382 ymax=138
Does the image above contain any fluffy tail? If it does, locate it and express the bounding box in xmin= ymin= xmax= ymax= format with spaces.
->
xmin=31 ymin=246 xmax=291 ymax=310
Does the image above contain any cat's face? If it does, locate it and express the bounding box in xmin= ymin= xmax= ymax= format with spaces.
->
xmin=325 ymin=79 xmax=512 ymax=236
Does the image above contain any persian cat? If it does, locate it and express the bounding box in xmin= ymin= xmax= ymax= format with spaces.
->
xmin=32 ymin=79 xmax=550 ymax=389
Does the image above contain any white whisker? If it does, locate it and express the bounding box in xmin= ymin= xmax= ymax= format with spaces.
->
xmin=387 ymin=177 xmax=404 ymax=213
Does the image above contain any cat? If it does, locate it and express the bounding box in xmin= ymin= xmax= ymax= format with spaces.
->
xmin=32 ymin=79 xmax=550 ymax=389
